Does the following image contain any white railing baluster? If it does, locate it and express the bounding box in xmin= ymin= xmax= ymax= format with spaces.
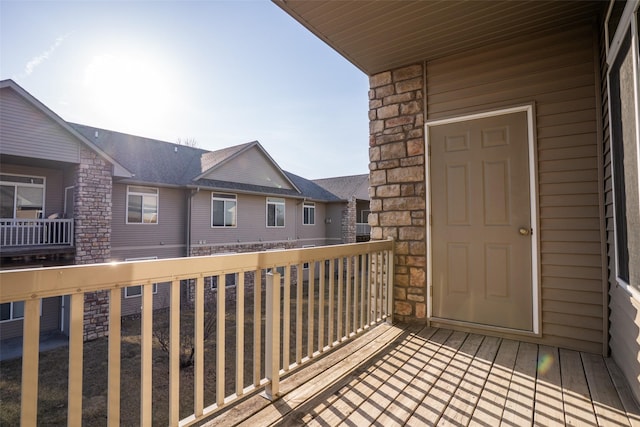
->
xmin=386 ymin=247 xmax=394 ymax=323
xmin=253 ymin=270 xmax=261 ymax=387
xmin=108 ymin=288 xmax=122 ymax=427
xmin=282 ymin=265 xmax=291 ymax=370
xmin=194 ymin=277 xmax=204 ymax=417
xmin=264 ymin=271 xmax=281 ymax=399
xmin=68 ymin=292 xmax=84 ymax=427
xmin=20 ymin=298 xmax=40 ymax=427
xmin=295 ymin=264 xmax=303 ymax=365
xmin=327 ymin=258 xmax=335 ymax=348
xmin=360 ymin=254 xmax=366 ymax=330
xmin=236 ymin=272 xmax=245 ymax=396
xmin=216 ymin=274 xmax=225 ymax=407
xmin=337 ymin=257 xmax=343 ymax=341
xmin=307 ymin=261 xmax=315 ymax=359
xmin=141 ymin=283 xmax=154 ymax=426
xmin=318 ymin=260 xmax=325 ymax=352
xmin=345 ymin=256 xmax=351 ymax=338
xmin=169 ymin=279 xmax=180 ymax=425
xmin=353 ymin=255 xmax=359 ymax=334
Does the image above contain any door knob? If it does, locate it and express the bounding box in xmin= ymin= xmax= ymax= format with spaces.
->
xmin=519 ymin=227 xmax=531 ymax=236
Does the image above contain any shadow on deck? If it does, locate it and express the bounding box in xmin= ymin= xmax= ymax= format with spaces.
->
xmin=208 ymin=323 xmax=640 ymax=426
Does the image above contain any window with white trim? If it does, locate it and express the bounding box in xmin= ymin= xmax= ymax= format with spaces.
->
xmin=266 ymin=197 xmax=285 ymax=227
xmin=0 ymin=174 xmax=45 ymax=219
xmin=124 ymin=257 xmax=159 ymax=297
xmin=127 ymin=186 xmax=158 ymax=224
xmin=0 ymin=301 xmax=24 ymax=322
xmin=124 ymin=284 xmax=158 ymax=298
xmin=303 ymin=202 xmax=315 ymax=225
xmin=212 ymin=193 xmax=237 ymax=227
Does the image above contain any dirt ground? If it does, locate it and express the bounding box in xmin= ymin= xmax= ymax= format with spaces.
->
xmin=0 ymin=280 xmax=350 ymax=426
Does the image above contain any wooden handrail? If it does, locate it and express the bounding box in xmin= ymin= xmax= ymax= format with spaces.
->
xmin=0 ymin=239 xmax=394 ymax=426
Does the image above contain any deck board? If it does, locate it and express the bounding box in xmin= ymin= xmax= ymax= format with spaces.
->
xmin=204 ymin=324 xmax=640 ymax=427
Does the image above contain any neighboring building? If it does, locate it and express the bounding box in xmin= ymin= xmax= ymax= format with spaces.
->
xmin=313 ymin=174 xmax=371 ymax=241
xmin=275 ymin=0 xmax=640 ymax=402
xmin=0 ymin=79 xmax=365 ymax=336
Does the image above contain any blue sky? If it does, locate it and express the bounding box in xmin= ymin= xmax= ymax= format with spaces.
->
xmin=0 ymin=1 xmax=370 ymax=179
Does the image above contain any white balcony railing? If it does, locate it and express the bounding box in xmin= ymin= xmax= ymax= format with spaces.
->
xmin=0 ymin=239 xmax=394 ymax=426
xmin=0 ymin=218 xmax=74 ymax=247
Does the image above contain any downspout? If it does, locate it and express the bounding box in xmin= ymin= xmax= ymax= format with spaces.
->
xmin=186 ymin=187 xmax=200 ymax=257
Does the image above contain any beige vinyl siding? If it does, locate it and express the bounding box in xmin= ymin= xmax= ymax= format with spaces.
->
xmin=0 ymin=88 xmax=81 ymax=163
xmin=111 ymin=184 xmax=186 ymax=253
xmin=427 ymin=24 xmax=605 ymax=353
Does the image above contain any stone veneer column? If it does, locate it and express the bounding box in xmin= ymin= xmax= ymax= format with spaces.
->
xmin=368 ymin=63 xmax=426 ymax=322
xmin=341 ymin=196 xmax=357 ymax=244
xmin=74 ymin=145 xmax=112 ymax=340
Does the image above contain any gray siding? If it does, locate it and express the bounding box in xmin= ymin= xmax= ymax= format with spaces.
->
xmin=110 ymin=184 xmax=187 ymax=259
xmin=190 ymin=191 xmax=294 ymax=245
xmin=120 ymin=282 xmax=171 ymax=317
xmin=0 ymin=88 xmax=81 ymax=163
xmin=0 ymin=297 xmax=60 ymax=340
xmin=427 ymin=24 xmax=605 ymax=353
xmin=202 ymin=146 xmax=295 ymax=190
xmin=190 ymin=191 xmax=331 ymax=247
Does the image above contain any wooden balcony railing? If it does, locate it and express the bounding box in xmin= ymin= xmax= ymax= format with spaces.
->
xmin=0 ymin=218 xmax=74 ymax=247
xmin=0 ymin=239 xmax=394 ymax=426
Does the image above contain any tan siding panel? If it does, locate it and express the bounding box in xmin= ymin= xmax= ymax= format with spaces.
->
xmin=609 ymin=287 xmax=640 ymax=402
xmin=541 ymin=241 xmax=602 ymax=255
xmin=427 ymin=24 xmax=604 ymax=351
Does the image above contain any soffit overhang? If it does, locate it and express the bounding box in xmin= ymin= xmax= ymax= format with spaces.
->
xmin=273 ymin=0 xmax=604 ymax=75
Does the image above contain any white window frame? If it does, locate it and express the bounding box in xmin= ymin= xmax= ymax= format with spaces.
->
xmin=0 ymin=301 xmax=24 ymax=322
xmin=303 ymin=201 xmax=315 ymax=225
xmin=0 ymin=173 xmax=46 ymax=219
xmin=124 ymin=257 xmax=159 ymax=298
xmin=211 ymin=193 xmax=237 ymax=228
xmin=266 ymin=197 xmax=285 ymax=228
xmin=605 ymin=0 xmax=640 ymax=300
xmin=126 ymin=185 xmax=158 ymax=224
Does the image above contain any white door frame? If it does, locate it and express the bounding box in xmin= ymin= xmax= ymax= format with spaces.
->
xmin=425 ymin=104 xmax=541 ymax=335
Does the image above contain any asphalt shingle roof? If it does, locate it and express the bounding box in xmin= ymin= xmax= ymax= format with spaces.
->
xmin=71 ymin=123 xmax=345 ymax=202
xmin=312 ymin=174 xmax=370 ymax=201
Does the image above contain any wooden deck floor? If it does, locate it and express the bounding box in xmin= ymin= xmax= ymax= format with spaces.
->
xmin=209 ymin=323 xmax=640 ymax=426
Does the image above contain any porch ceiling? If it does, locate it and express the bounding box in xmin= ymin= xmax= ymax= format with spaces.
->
xmin=273 ymin=0 xmax=604 ymax=75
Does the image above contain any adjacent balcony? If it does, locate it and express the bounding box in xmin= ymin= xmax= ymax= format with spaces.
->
xmin=0 ymin=217 xmax=74 ymax=251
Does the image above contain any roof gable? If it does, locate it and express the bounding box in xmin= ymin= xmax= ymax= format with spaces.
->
xmin=197 ymin=141 xmax=299 ymax=192
xmin=0 ymin=80 xmax=131 ymax=177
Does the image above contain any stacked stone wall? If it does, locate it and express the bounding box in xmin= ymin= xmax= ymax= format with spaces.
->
xmin=342 ymin=196 xmax=357 ymax=244
xmin=74 ymin=145 xmax=112 ymax=341
xmin=368 ymin=63 xmax=426 ymax=322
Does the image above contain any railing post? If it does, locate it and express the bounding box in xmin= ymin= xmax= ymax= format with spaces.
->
xmin=386 ymin=238 xmax=395 ymax=324
xmin=264 ymin=271 xmax=281 ymax=400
